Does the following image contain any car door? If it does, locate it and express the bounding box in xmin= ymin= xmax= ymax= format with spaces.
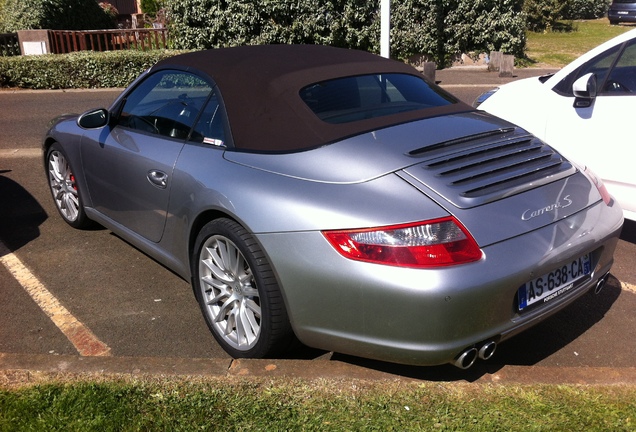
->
xmin=81 ymin=70 xmax=213 ymax=242
xmin=544 ymin=39 xmax=636 ymax=216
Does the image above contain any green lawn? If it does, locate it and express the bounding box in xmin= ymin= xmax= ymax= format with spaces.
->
xmin=1 ymin=375 xmax=635 ymax=431
xmin=525 ymin=19 xmax=634 ymax=67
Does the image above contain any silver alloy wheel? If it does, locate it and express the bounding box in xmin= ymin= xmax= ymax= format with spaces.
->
xmin=198 ymin=234 xmax=262 ymax=351
xmin=48 ymin=149 xmax=80 ymax=222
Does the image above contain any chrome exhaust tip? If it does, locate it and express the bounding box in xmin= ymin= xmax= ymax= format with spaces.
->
xmin=478 ymin=341 xmax=497 ymax=360
xmin=595 ymin=273 xmax=609 ymax=294
xmin=452 ymin=347 xmax=478 ymax=369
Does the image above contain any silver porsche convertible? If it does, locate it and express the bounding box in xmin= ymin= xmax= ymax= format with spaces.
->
xmin=43 ymin=45 xmax=623 ymax=368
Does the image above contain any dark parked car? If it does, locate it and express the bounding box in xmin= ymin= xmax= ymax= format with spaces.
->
xmin=44 ymin=45 xmax=623 ymax=368
xmin=609 ymin=0 xmax=636 ymax=24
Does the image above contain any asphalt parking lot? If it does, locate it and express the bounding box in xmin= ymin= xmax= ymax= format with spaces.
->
xmin=1 ymin=66 xmax=636 ymax=384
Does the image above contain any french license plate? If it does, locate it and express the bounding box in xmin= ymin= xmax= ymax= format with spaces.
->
xmin=618 ymin=11 xmax=629 ymax=14
xmin=518 ymin=254 xmax=591 ymax=311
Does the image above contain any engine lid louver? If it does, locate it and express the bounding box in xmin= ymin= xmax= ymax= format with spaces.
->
xmin=401 ymin=127 xmax=577 ymax=209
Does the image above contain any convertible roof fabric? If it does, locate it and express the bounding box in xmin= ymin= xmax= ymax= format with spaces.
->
xmin=154 ymin=44 xmax=473 ymax=152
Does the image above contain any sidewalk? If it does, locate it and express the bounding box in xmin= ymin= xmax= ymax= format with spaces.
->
xmin=435 ymin=66 xmax=560 ymax=87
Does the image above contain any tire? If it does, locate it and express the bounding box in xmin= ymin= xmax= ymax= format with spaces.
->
xmin=192 ymin=218 xmax=293 ymax=358
xmin=46 ymin=143 xmax=92 ymax=229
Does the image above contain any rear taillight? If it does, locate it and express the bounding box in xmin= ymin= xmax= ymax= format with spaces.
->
xmin=323 ymin=217 xmax=482 ymax=268
xmin=584 ymin=166 xmax=611 ymax=205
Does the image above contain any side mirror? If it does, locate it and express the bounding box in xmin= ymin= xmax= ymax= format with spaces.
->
xmin=78 ymin=108 xmax=109 ymax=129
xmin=572 ymin=73 xmax=597 ymax=108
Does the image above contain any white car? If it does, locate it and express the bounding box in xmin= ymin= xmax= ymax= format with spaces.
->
xmin=476 ymin=28 xmax=636 ymax=221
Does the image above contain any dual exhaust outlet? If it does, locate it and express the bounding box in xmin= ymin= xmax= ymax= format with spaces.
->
xmin=453 ymin=272 xmax=610 ymax=369
xmin=453 ymin=340 xmax=497 ymax=369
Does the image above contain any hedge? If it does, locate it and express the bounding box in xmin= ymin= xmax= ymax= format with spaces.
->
xmin=164 ymin=0 xmax=527 ymax=67
xmin=0 ymin=50 xmax=183 ymax=89
xmin=0 ymin=1 xmax=531 ymax=89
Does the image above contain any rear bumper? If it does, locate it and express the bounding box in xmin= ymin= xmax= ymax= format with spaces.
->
xmin=258 ymin=199 xmax=623 ymax=366
xmin=608 ymin=10 xmax=636 ymax=22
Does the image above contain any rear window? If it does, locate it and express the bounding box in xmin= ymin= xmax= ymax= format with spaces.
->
xmin=299 ymin=73 xmax=456 ymax=124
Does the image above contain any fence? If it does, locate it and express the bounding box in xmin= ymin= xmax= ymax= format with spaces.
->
xmin=48 ymin=28 xmax=168 ymax=54
xmin=0 ymin=33 xmax=20 ymax=56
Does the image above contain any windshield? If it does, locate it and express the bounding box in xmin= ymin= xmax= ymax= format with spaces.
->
xmin=299 ymin=73 xmax=456 ymax=124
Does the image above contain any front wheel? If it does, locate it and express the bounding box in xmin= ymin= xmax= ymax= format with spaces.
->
xmin=192 ymin=218 xmax=293 ymax=358
xmin=46 ymin=143 xmax=92 ymax=229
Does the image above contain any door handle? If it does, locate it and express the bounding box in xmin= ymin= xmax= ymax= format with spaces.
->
xmin=147 ymin=170 xmax=168 ymax=189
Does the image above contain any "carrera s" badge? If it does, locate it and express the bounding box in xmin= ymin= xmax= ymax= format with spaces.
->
xmin=522 ymin=195 xmax=573 ymax=221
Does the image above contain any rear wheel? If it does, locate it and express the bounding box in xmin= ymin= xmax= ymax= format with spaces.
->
xmin=193 ymin=218 xmax=293 ymax=358
xmin=46 ymin=143 xmax=92 ymax=229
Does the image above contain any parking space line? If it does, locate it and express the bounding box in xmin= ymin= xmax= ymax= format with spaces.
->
xmin=623 ymin=282 xmax=636 ymax=293
xmin=0 ymin=240 xmax=111 ymax=357
xmin=0 ymin=149 xmax=41 ymax=159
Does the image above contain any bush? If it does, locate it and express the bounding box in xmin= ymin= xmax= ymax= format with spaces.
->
xmin=563 ymin=0 xmax=611 ymax=20
xmin=524 ymin=0 xmax=610 ymax=31
xmin=0 ymin=0 xmax=116 ymax=33
xmin=165 ymin=0 xmax=378 ymax=52
xmin=164 ymin=0 xmax=526 ymax=67
xmin=391 ymin=0 xmax=526 ymax=65
xmin=141 ymin=0 xmax=163 ymax=16
xmin=524 ymin=0 xmax=569 ymax=31
xmin=0 ymin=50 xmax=183 ymax=89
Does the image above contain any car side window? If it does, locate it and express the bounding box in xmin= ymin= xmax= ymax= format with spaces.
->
xmin=189 ymin=93 xmax=227 ymax=147
xmin=553 ymin=45 xmax=621 ymax=96
xmin=117 ymin=70 xmax=212 ymax=139
xmin=602 ymin=39 xmax=636 ymax=94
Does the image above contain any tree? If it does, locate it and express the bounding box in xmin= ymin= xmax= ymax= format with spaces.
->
xmin=1 ymin=0 xmax=116 ymax=32
xmin=524 ymin=0 xmax=568 ymax=32
xmin=141 ymin=0 xmax=162 ymax=16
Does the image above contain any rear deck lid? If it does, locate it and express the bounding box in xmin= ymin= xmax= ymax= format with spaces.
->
xmin=398 ymin=126 xmax=602 ymax=246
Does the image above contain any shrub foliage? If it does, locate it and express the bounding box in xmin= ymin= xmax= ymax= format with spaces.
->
xmin=525 ymin=0 xmax=611 ymax=31
xmin=140 ymin=0 xmax=163 ymax=16
xmin=0 ymin=0 xmax=116 ymax=33
xmin=0 ymin=50 xmax=181 ymax=89
xmin=164 ymin=0 xmax=527 ymax=66
xmin=563 ymin=0 xmax=611 ymax=20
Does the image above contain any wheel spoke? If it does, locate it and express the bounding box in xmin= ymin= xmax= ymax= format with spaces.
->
xmin=234 ymin=308 xmax=249 ymax=345
xmin=244 ymin=298 xmax=261 ymax=317
xmin=201 ymin=275 xmax=230 ymax=297
xmin=202 ymin=253 xmax=233 ymax=284
xmin=216 ymin=296 xmax=238 ymax=323
xmin=241 ymin=303 xmax=259 ymax=345
xmin=241 ymin=285 xmax=259 ymax=298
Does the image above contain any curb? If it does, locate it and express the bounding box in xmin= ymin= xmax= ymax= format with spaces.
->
xmin=2 ymin=353 xmax=636 ymax=386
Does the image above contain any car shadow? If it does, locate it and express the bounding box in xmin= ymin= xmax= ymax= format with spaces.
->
xmin=620 ymin=219 xmax=636 ymax=244
xmin=325 ymin=277 xmax=621 ymax=382
xmin=0 ymin=171 xmax=48 ymax=253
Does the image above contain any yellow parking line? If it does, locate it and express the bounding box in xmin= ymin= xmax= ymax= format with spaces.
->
xmin=0 ymin=241 xmax=111 ymax=357
xmin=623 ymin=282 xmax=636 ymax=293
xmin=0 ymin=149 xmax=41 ymax=158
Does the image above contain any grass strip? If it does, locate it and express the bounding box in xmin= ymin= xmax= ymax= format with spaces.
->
xmin=0 ymin=374 xmax=634 ymax=431
xmin=525 ymin=19 xmax=634 ymax=67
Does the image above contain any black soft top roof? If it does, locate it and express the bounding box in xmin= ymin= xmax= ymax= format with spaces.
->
xmin=154 ymin=44 xmax=472 ymax=152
